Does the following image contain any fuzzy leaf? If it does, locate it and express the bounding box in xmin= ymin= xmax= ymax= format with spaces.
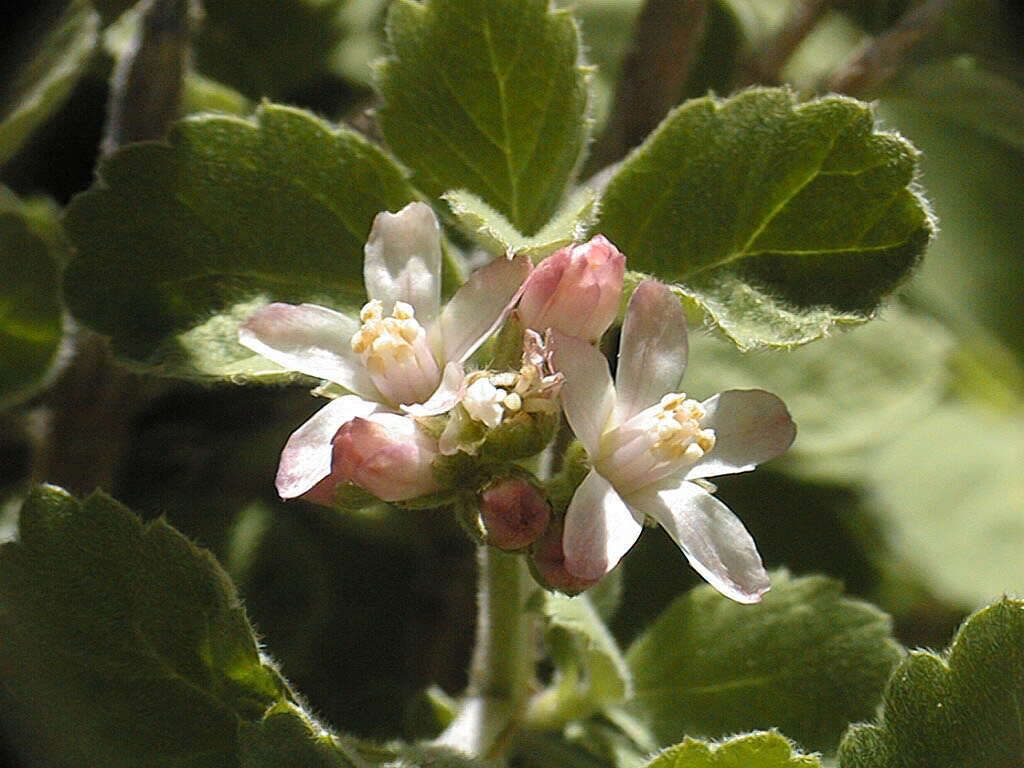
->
xmin=0 ymin=0 xmax=99 ymax=166
xmin=193 ymin=0 xmax=346 ymax=98
xmin=62 ymin=103 xmax=417 ymax=380
xmin=376 ymin=0 xmax=591 ymax=235
xmin=0 ymin=486 xmax=293 ymax=766
xmin=681 ymin=305 xmax=954 ymax=463
xmin=443 ymin=186 xmax=598 ymax=259
xmin=625 ymin=572 xmax=902 ymax=753
xmin=537 ymin=589 xmax=632 ymax=708
xmin=861 ymin=404 xmax=1024 ymax=608
xmin=643 ymin=732 xmax=821 ymax=768
xmin=838 ymin=599 xmax=1024 ymax=768
xmin=596 ymin=88 xmax=933 ymax=349
xmin=0 ymin=200 xmax=65 ymax=409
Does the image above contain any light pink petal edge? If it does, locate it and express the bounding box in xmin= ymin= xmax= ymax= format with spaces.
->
xmin=363 ymin=202 xmax=443 ymax=324
xmin=436 ymin=253 xmax=531 ymax=365
xmin=238 ymin=302 xmax=379 ymax=400
xmin=615 ymin=280 xmax=689 ymax=423
xmin=563 ymin=469 xmax=644 ymax=581
xmin=275 ymin=395 xmax=380 ymax=499
xmin=550 ymin=330 xmax=617 ymax=457
xmin=402 ymin=361 xmax=465 ymax=417
xmin=630 ymin=479 xmax=770 ymax=603
xmin=684 ymin=389 xmax=796 ymax=481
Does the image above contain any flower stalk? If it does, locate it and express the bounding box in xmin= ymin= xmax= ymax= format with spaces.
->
xmin=434 ymin=547 xmax=536 ymax=760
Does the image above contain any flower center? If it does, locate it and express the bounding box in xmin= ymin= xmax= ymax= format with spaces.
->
xmin=350 ymin=299 xmax=441 ymax=406
xmin=598 ymin=392 xmax=715 ymax=496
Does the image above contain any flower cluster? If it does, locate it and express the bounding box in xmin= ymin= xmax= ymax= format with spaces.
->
xmin=241 ymin=203 xmax=795 ymax=603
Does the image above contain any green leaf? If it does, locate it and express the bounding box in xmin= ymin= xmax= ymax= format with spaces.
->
xmin=0 ymin=0 xmax=99 ymax=166
xmin=443 ymin=185 xmax=598 ymax=259
xmin=680 ymin=305 xmax=954 ymax=465
xmin=837 ymin=598 xmax=1024 ymax=768
xmin=376 ymin=0 xmax=591 ymax=235
xmin=886 ymin=58 xmax=1024 ymax=153
xmin=0 ymin=485 xmax=292 ymax=766
xmin=531 ymin=588 xmax=633 ymax=724
xmin=0 ymin=201 xmax=65 ymax=409
xmin=858 ymin=404 xmax=1024 ymax=608
xmin=625 ymin=572 xmax=902 ymax=753
xmin=643 ymin=732 xmax=822 ymax=768
xmin=63 ymin=103 xmax=417 ymax=379
xmin=596 ymin=88 xmax=934 ymax=349
xmin=193 ymin=0 xmax=346 ymax=99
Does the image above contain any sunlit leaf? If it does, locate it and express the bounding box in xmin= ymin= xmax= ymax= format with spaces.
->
xmin=597 ymin=88 xmax=933 ymax=349
xmin=63 ymin=103 xmax=416 ymax=380
xmin=643 ymin=732 xmax=821 ymax=768
xmin=838 ymin=598 xmax=1024 ymax=768
xmin=376 ymin=0 xmax=591 ymax=235
xmin=626 ymin=572 xmax=902 ymax=753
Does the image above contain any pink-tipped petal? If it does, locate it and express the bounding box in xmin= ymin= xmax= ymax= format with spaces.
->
xmin=239 ymin=302 xmax=380 ymax=399
xmin=363 ymin=202 xmax=443 ymax=324
xmin=402 ymin=361 xmax=465 ymax=417
xmin=550 ymin=330 xmax=617 ymax=457
xmin=275 ymin=395 xmax=380 ymax=499
xmin=630 ymin=480 xmax=769 ymax=603
xmin=563 ymin=469 xmax=644 ymax=581
xmin=615 ymin=281 xmax=689 ymax=423
xmin=436 ymin=253 xmax=531 ymax=364
xmin=685 ymin=389 xmax=797 ymax=481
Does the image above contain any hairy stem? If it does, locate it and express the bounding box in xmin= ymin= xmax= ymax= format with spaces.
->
xmin=434 ymin=546 xmax=535 ymax=760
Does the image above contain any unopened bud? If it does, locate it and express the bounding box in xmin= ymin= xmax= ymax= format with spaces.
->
xmin=311 ymin=412 xmax=440 ymax=503
xmin=518 ymin=235 xmax=625 ymax=342
xmin=480 ymin=477 xmax=551 ymax=550
xmin=529 ymin=517 xmax=600 ymax=595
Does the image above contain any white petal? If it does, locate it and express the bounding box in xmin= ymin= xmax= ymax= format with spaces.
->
xmin=363 ymin=202 xmax=443 ymax=325
xmin=563 ymin=469 xmax=644 ymax=581
xmin=436 ymin=253 xmax=531 ymax=364
xmin=550 ymin=330 xmax=617 ymax=457
xmin=275 ymin=395 xmax=380 ymax=499
xmin=402 ymin=361 xmax=465 ymax=417
xmin=685 ymin=389 xmax=796 ymax=481
xmin=239 ymin=302 xmax=380 ymax=399
xmin=615 ymin=280 xmax=689 ymax=423
xmin=630 ymin=480 xmax=769 ymax=603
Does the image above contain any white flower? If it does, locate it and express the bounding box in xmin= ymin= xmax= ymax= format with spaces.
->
xmin=239 ymin=202 xmax=531 ymax=500
xmin=551 ymin=281 xmax=796 ymax=603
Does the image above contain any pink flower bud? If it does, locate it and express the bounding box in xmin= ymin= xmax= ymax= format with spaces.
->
xmin=530 ymin=517 xmax=600 ymax=594
xmin=480 ymin=477 xmax=551 ymax=550
xmin=518 ymin=235 xmax=625 ymax=342
xmin=304 ymin=412 xmax=440 ymax=504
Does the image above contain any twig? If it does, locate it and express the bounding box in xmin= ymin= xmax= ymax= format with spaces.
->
xmin=736 ymin=0 xmax=833 ymax=86
xmin=586 ymin=0 xmax=709 ymax=174
xmin=823 ymin=0 xmax=956 ymax=97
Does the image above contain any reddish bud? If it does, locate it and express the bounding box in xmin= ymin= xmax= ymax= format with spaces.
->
xmin=304 ymin=412 xmax=440 ymax=504
xmin=480 ymin=477 xmax=551 ymax=550
xmin=530 ymin=517 xmax=600 ymax=594
xmin=518 ymin=235 xmax=625 ymax=342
